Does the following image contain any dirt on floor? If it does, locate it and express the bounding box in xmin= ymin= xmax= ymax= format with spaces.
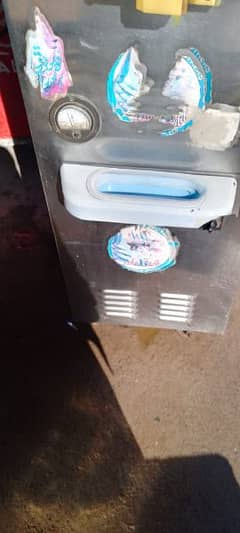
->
xmin=0 ymin=145 xmax=240 ymax=533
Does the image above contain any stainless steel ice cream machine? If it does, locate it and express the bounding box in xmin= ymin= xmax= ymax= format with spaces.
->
xmin=3 ymin=0 xmax=240 ymax=333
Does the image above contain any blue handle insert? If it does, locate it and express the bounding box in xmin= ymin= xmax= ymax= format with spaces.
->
xmin=97 ymin=173 xmax=201 ymax=200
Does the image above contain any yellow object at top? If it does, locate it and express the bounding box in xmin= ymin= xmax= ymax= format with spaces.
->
xmin=189 ymin=0 xmax=218 ymax=5
xmin=136 ymin=0 xmax=218 ymax=16
xmin=136 ymin=0 xmax=187 ymax=16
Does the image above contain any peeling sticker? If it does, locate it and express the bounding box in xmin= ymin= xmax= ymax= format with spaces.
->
xmin=189 ymin=47 xmax=213 ymax=105
xmin=161 ymin=48 xmax=213 ymax=136
xmin=108 ymin=225 xmax=180 ymax=274
xmin=25 ymin=7 xmax=72 ymax=100
xmin=107 ymin=46 xmax=154 ymax=123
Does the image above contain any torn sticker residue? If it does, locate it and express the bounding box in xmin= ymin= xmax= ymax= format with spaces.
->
xmin=25 ymin=7 xmax=72 ymax=100
xmin=107 ymin=46 xmax=154 ymax=123
xmin=189 ymin=104 xmax=240 ymax=151
xmin=107 ymin=225 xmax=180 ymax=274
xmin=162 ymin=55 xmax=206 ymax=109
xmin=161 ymin=56 xmax=204 ymax=136
xmin=161 ymin=48 xmax=212 ymax=136
xmin=189 ymin=48 xmax=213 ymax=105
xmin=160 ymin=106 xmax=194 ymax=137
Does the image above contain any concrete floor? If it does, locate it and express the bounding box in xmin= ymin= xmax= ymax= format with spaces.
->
xmin=0 ymin=144 xmax=240 ymax=532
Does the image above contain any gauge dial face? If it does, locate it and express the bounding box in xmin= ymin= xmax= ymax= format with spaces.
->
xmin=49 ymin=97 xmax=100 ymax=142
xmin=56 ymin=105 xmax=92 ymax=137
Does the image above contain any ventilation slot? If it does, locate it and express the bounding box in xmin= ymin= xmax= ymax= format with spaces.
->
xmin=102 ymin=290 xmax=138 ymax=319
xmin=159 ymin=293 xmax=196 ymax=323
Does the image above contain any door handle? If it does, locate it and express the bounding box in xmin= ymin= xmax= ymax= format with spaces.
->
xmin=60 ymin=164 xmax=237 ymax=229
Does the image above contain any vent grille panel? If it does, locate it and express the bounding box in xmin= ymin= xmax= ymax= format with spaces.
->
xmin=102 ymin=290 xmax=138 ymax=319
xmin=159 ymin=293 xmax=196 ymax=323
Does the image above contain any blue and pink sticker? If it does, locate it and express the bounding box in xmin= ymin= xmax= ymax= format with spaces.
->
xmin=107 ymin=46 xmax=154 ymax=123
xmin=161 ymin=49 xmax=212 ymax=136
xmin=107 ymin=46 xmax=213 ymax=137
xmin=25 ymin=7 xmax=72 ymax=100
xmin=108 ymin=225 xmax=180 ymax=274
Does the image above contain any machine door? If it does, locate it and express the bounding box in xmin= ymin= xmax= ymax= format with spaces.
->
xmin=3 ymin=0 xmax=240 ymax=333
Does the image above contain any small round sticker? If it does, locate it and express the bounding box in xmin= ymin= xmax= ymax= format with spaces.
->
xmin=108 ymin=225 xmax=180 ymax=274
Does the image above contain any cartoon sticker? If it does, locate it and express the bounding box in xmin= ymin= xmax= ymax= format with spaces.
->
xmin=107 ymin=46 xmax=154 ymax=123
xmin=161 ymin=48 xmax=212 ymax=136
xmin=108 ymin=225 xmax=180 ymax=274
xmin=190 ymin=47 xmax=213 ymax=105
xmin=25 ymin=7 xmax=72 ymax=100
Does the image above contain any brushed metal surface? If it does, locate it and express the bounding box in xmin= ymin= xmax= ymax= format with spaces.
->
xmin=3 ymin=0 xmax=240 ymax=332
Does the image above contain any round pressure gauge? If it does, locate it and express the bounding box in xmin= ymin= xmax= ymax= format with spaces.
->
xmin=49 ymin=96 xmax=100 ymax=142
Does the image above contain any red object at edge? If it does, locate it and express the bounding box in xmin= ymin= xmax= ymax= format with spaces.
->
xmin=0 ymin=29 xmax=30 ymax=139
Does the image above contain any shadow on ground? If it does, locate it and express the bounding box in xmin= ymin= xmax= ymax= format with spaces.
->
xmin=0 ymin=145 xmax=240 ymax=532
